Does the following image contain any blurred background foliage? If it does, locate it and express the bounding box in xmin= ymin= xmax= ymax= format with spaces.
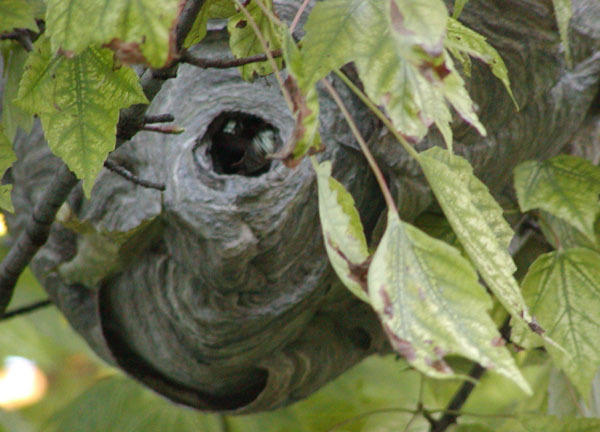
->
xmin=0 ymin=215 xmax=594 ymax=432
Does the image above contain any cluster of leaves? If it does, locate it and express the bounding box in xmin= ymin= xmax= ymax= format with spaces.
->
xmin=0 ymin=0 xmax=596 ymax=430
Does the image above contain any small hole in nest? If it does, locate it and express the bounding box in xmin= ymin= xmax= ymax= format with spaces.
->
xmin=203 ymin=112 xmax=280 ymax=177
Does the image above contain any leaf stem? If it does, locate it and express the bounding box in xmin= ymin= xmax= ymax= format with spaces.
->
xmin=251 ymin=0 xmax=283 ymax=27
xmin=290 ymin=0 xmax=312 ymax=33
xmin=321 ymin=79 xmax=397 ymax=214
xmin=333 ymin=69 xmax=420 ymax=161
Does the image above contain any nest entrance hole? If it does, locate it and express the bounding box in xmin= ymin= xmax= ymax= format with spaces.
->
xmin=204 ymin=112 xmax=279 ymax=176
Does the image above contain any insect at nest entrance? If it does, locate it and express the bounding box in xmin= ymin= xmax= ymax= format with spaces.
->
xmin=204 ymin=112 xmax=281 ymax=177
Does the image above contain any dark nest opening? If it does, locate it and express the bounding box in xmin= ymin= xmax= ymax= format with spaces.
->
xmin=203 ymin=112 xmax=280 ymax=176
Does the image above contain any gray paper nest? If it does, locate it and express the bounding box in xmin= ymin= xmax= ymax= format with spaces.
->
xmin=4 ymin=0 xmax=600 ymax=414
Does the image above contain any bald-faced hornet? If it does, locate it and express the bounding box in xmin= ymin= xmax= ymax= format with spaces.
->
xmin=207 ymin=113 xmax=279 ymax=176
xmin=237 ymin=128 xmax=277 ymax=175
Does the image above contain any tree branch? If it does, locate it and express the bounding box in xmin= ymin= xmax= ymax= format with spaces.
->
xmin=429 ymin=317 xmax=511 ymax=432
xmin=430 ymin=363 xmax=485 ymax=432
xmin=180 ymin=49 xmax=283 ymax=69
xmin=0 ymin=29 xmax=34 ymax=51
xmin=1 ymin=298 xmax=52 ymax=321
xmin=104 ymin=159 xmax=166 ymax=191
xmin=0 ymin=0 xmax=206 ymax=316
xmin=143 ymin=113 xmax=175 ymax=124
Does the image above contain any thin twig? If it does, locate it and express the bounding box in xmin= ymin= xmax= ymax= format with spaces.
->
xmin=0 ymin=32 xmax=19 ymax=41
xmin=321 ymin=78 xmax=398 ymax=214
xmin=103 ymin=160 xmax=166 ymax=191
xmin=1 ymin=299 xmax=52 ymax=321
xmin=14 ymin=29 xmax=34 ymax=52
xmin=180 ymin=49 xmax=283 ymax=69
xmin=0 ymin=0 xmax=206 ymax=316
xmin=290 ymin=0 xmax=311 ymax=33
xmin=141 ymin=124 xmax=184 ymax=134
xmin=430 ymin=363 xmax=486 ymax=432
xmin=143 ymin=114 xmax=175 ymax=124
xmin=0 ymin=29 xmax=33 ymax=51
xmin=333 ymin=69 xmax=420 ymax=160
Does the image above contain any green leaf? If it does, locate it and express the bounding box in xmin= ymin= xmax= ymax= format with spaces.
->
xmin=0 ymin=128 xmax=16 ymax=212
xmin=456 ymin=425 xmax=494 ymax=432
xmin=0 ymin=185 xmax=13 ymax=213
xmin=418 ymin=146 xmax=530 ymax=322
xmin=0 ymin=128 xmax=17 ymax=177
xmin=1 ymin=45 xmax=34 ymax=140
xmin=498 ymin=415 xmax=600 ymax=432
xmin=44 ymin=375 xmax=223 ymax=432
xmin=57 ymin=205 xmax=161 ymax=287
xmin=26 ymin=0 xmax=46 ymax=19
xmin=301 ymin=0 xmax=485 ymax=146
xmin=521 ymin=248 xmax=600 ymax=398
xmin=514 ymin=155 xmax=600 ymax=241
xmin=227 ymin=0 xmax=282 ymax=81
xmin=552 ymin=0 xmax=572 ymax=67
xmin=367 ymin=210 xmax=530 ymax=393
xmin=547 ymin=367 xmax=580 ymax=418
xmin=16 ymin=37 xmax=148 ymax=195
xmin=538 ymin=211 xmax=600 ymax=253
xmin=313 ymin=159 xmax=370 ymax=303
xmin=445 ymin=17 xmax=517 ymax=109
xmin=0 ymin=0 xmax=37 ymax=33
xmin=300 ymin=0 xmax=361 ymax=87
xmin=183 ymin=0 xmax=237 ymax=48
xmin=388 ymin=0 xmax=447 ymax=52
xmin=452 ymin=0 xmax=469 ymax=18
xmin=45 ymin=0 xmax=181 ymax=67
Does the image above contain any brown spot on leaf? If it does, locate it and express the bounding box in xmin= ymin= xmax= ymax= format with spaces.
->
xmin=433 ymin=62 xmax=451 ymax=80
xmin=425 ymin=356 xmax=452 ymax=374
xmin=418 ymin=57 xmax=451 ymax=82
xmin=307 ymin=143 xmax=326 ymax=156
xmin=383 ymin=323 xmax=416 ymax=361
xmin=56 ymin=48 xmax=75 ymax=58
xmin=379 ymin=287 xmax=393 ymax=317
xmin=235 ymin=20 xmax=247 ymax=29
xmin=325 ymin=236 xmax=371 ymax=294
xmin=491 ymin=336 xmax=506 ymax=347
xmin=389 ymin=0 xmax=414 ymax=36
xmin=433 ymin=346 xmax=447 ymax=358
xmin=105 ymin=39 xmax=149 ymax=66
xmin=348 ymin=256 xmax=372 ymax=293
xmin=528 ymin=316 xmax=545 ymax=335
